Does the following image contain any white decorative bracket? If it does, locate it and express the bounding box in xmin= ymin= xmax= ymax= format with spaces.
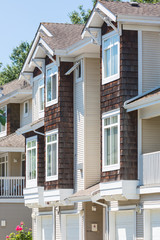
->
xmin=95 ymin=8 xmax=121 ymax=36
xmin=86 ymin=28 xmax=101 ymax=45
xmin=21 ymin=72 xmax=33 ymax=83
xmin=31 ymin=58 xmax=44 ymax=73
xmin=38 ymin=43 xmax=57 ymax=65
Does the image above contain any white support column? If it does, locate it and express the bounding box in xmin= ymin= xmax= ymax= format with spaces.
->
xmin=144 ymin=209 xmax=151 ymax=240
xmin=103 ymin=207 xmax=109 ymax=240
xmin=53 ymin=207 xmax=56 ymax=240
xmin=109 ymin=211 xmax=115 ymax=240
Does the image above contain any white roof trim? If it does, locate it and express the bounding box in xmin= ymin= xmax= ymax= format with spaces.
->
xmin=40 ymin=24 xmax=53 ymax=37
xmin=65 ymin=62 xmax=80 ymax=75
xmin=0 ymin=147 xmax=25 ymax=152
xmin=16 ymin=119 xmax=44 ymax=135
xmin=0 ymin=89 xmax=32 ymax=105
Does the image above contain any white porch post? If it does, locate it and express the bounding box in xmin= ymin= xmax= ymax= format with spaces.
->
xmin=103 ymin=206 xmax=109 ymax=240
xmin=109 ymin=211 xmax=115 ymax=240
xmin=52 ymin=207 xmax=56 ymax=240
xmin=144 ymin=209 xmax=150 ymax=240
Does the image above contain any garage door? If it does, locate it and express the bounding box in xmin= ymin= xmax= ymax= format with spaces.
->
xmin=116 ymin=211 xmax=134 ymax=240
xmin=66 ymin=215 xmax=79 ymax=240
xmin=151 ymin=210 xmax=160 ymax=240
xmin=41 ymin=216 xmax=53 ymax=240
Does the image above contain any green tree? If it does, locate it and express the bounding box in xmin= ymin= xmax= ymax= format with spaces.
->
xmin=0 ymin=41 xmax=30 ymax=84
xmin=134 ymin=0 xmax=160 ymax=2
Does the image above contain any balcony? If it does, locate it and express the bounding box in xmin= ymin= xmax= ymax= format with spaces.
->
xmin=141 ymin=151 xmax=160 ymax=185
xmin=0 ymin=176 xmax=25 ymax=198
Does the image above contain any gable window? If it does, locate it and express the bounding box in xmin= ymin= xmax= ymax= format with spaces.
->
xmin=102 ymin=109 xmax=120 ymax=172
xmin=0 ymin=106 xmax=7 ymax=137
xmin=46 ymin=64 xmax=58 ymax=107
xmin=26 ymin=136 xmax=37 ymax=187
xmin=102 ymin=32 xmax=120 ymax=84
xmin=24 ymin=101 xmax=29 ymax=117
xmin=46 ymin=129 xmax=58 ymax=181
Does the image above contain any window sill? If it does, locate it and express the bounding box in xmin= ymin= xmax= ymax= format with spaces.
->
xmin=46 ymin=99 xmax=58 ymax=108
xmin=102 ymin=163 xmax=120 ymax=172
xmin=46 ymin=175 xmax=58 ymax=182
xmin=102 ymin=73 xmax=120 ymax=85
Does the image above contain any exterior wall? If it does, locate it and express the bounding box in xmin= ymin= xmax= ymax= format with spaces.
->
xmin=84 ymin=58 xmax=100 ymax=189
xmin=44 ymin=61 xmax=74 ymax=190
xmin=101 ymin=25 xmax=138 ymax=182
xmin=8 ymin=152 xmax=21 ymax=176
xmin=142 ymin=31 xmax=160 ymax=93
xmin=142 ymin=116 xmax=160 ymax=154
xmin=7 ymin=103 xmax=20 ymax=135
xmin=20 ymin=99 xmax=32 ymax=127
xmin=0 ymin=203 xmax=32 ymax=240
xmin=84 ymin=202 xmax=103 ymax=240
xmin=25 ymin=127 xmax=45 ymax=187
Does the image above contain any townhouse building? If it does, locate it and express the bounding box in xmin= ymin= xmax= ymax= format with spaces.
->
xmin=0 ymin=79 xmax=32 ymax=239
xmin=17 ymin=1 xmax=160 ymax=239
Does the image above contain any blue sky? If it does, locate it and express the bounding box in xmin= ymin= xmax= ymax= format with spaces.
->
xmin=0 ymin=0 xmax=93 ymax=66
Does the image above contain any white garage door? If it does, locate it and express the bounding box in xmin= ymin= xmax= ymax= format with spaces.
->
xmin=151 ymin=210 xmax=160 ymax=240
xmin=41 ymin=216 xmax=53 ymax=240
xmin=66 ymin=215 xmax=79 ymax=240
xmin=116 ymin=211 xmax=134 ymax=240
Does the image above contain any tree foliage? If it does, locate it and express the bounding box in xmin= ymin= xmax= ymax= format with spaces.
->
xmin=0 ymin=41 xmax=30 ymax=84
xmin=134 ymin=0 xmax=160 ymax=2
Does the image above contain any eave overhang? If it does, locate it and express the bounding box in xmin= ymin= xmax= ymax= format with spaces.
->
xmin=16 ymin=118 xmax=44 ymax=135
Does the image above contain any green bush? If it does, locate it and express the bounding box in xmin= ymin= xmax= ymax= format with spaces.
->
xmin=6 ymin=222 xmax=32 ymax=240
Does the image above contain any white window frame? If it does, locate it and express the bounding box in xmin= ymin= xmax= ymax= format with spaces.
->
xmin=46 ymin=129 xmax=58 ymax=182
xmin=0 ymin=105 xmax=7 ymax=138
xmin=24 ymin=101 xmax=29 ymax=117
xmin=0 ymin=153 xmax=8 ymax=177
xmin=26 ymin=135 xmax=37 ymax=188
xmin=102 ymin=31 xmax=120 ymax=85
xmin=21 ymin=152 xmax=25 ymax=177
xmin=102 ymin=109 xmax=120 ymax=172
xmin=38 ymin=79 xmax=44 ymax=118
xmin=75 ymin=60 xmax=83 ymax=83
xmin=46 ymin=63 xmax=58 ymax=107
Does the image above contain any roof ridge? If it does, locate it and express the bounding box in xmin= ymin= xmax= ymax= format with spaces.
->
xmin=41 ymin=22 xmax=84 ymax=26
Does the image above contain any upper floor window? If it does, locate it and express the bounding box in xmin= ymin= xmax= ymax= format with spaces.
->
xmin=0 ymin=106 xmax=7 ymax=137
xmin=102 ymin=109 xmax=120 ymax=172
xmin=46 ymin=64 xmax=58 ymax=107
xmin=24 ymin=101 xmax=29 ymax=117
xmin=102 ymin=32 xmax=120 ymax=84
xmin=26 ymin=136 xmax=37 ymax=187
xmin=39 ymin=79 xmax=44 ymax=118
xmin=46 ymin=129 xmax=58 ymax=181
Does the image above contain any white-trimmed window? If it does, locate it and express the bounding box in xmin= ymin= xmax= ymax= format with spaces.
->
xmin=46 ymin=129 xmax=58 ymax=181
xmin=0 ymin=106 xmax=7 ymax=137
xmin=102 ymin=109 xmax=120 ymax=172
xmin=0 ymin=154 xmax=8 ymax=177
xmin=46 ymin=64 xmax=58 ymax=107
xmin=24 ymin=101 xmax=29 ymax=117
xmin=26 ymin=136 xmax=37 ymax=187
xmin=39 ymin=79 xmax=44 ymax=118
xmin=102 ymin=31 xmax=120 ymax=84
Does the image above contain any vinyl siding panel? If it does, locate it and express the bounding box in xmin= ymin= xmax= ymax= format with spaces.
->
xmin=142 ymin=116 xmax=160 ymax=154
xmin=74 ymin=76 xmax=84 ymax=192
xmin=20 ymin=99 xmax=32 ymax=127
xmin=142 ymin=31 xmax=160 ymax=93
xmin=84 ymin=58 xmax=100 ymax=188
xmin=136 ymin=211 xmax=144 ymax=239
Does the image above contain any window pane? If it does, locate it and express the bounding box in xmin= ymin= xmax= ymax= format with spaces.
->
xmin=52 ymin=75 xmax=57 ymax=100
xmin=32 ymin=148 xmax=36 ymax=179
xmin=104 ymin=38 xmax=110 ymax=49
xmin=113 ymin=35 xmax=119 ymax=44
xmin=40 ymin=87 xmax=44 ymax=111
xmin=25 ymin=102 xmax=28 ymax=114
xmin=111 ymin=126 xmax=118 ymax=165
xmin=27 ymin=141 xmax=31 ymax=148
xmin=47 ymin=68 xmax=52 ymax=76
xmin=47 ymin=136 xmax=51 ymax=143
xmin=51 ymin=134 xmax=57 ymax=142
xmin=32 ymin=140 xmax=36 ymax=147
xmin=47 ymin=77 xmax=52 ymax=102
xmin=111 ymin=115 xmax=118 ymax=124
xmin=104 ymin=128 xmax=110 ymax=166
xmin=47 ymin=145 xmax=52 ymax=177
xmin=111 ymin=44 xmax=118 ymax=75
xmin=51 ymin=143 xmax=57 ymax=176
xmin=28 ymin=150 xmax=31 ymax=180
xmin=104 ymin=118 xmax=110 ymax=126
xmin=105 ymin=49 xmax=111 ymax=78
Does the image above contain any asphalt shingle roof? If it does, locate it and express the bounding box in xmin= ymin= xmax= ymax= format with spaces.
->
xmin=1 ymin=79 xmax=31 ymax=96
xmin=0 ymin=133 xmax=25 ymax=148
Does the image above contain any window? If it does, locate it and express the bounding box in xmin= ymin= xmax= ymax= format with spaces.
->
xmin=46 ymin=64 xmax=58 ymax=107
xmin=46 ymin=129 xmax=58 ymax=181
xmin=24 ymin=101 xmax=29 ymax=117
xmin=21 ymin=153 xmax=25 ymax=177
xmin=102 ymin=32 xmax=120 ymax=84
xmin=0 ymin=106 xmax=7 ymax=136
xmin=102 ymin=109 xmax=120 ymax=172
xmin=76 ymin=62 xmax=81 ymax=80
xmin=39 ymin=79 xmax=44 ymax=118
xmin=26 ymin=136 xmax=37 ymax=187
xmin=0 ymin=155 xmax=8 ymax=177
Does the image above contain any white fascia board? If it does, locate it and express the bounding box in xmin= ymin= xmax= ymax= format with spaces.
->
xmin=0 ymin=89 xmax=32 ymax=105
xmin=43 ymin=189 xmax=73 ymax=203
xmin=118 ymin=15 xmax=160 ymax=24
xmin=17 ymin=119 xmax=44 ymax=135
xmin=82 ymin=1 xmax=116 ymax=38
xmin=123 ymin=24 xmax=160 ymax=32
xmin=0 ymin=147 xmax=25 ymax=152
xmin=40 ymin=24 xmax=53 ymax=37
xmin=39 ymin=38 xmax=54 ymax=56
xmin=66 ymin=38 xmax=93 ymax=55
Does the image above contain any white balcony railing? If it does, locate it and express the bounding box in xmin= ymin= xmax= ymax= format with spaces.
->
xmin=142 ymin=151 xmax=160 ymax=185
xmin=0 ymin=177 xmax=25 ymax=198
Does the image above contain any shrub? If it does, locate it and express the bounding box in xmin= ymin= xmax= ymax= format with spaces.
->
xmin=6 ymin=222 xmax=32 ymax=240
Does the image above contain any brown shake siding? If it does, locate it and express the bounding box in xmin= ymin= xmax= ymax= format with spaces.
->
xmin=25 ymin=127 xmax=45 ymax=187
xmin=101 ymin=23 xmax=138 ymax=181
xmin=7 ymin=103 xmax=20 ymax=135
xmin=44 ymin=61 xmax=74 ymax=190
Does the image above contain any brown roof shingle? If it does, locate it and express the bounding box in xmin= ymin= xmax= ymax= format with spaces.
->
xmin=1 ymin=79 xmax=31 ymax=96
xmin=41 ymin=23 xmax=84 ymax=51
xmin=0 ymin=133 xmax=25 ymax=149
xmin=100 ymin=0 xmax=160 ymax=17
